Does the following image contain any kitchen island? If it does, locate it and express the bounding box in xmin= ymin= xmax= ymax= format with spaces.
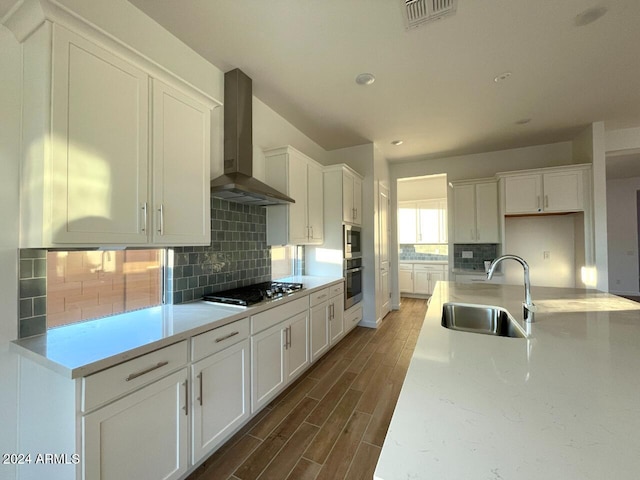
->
xmin=375 ymin=282 xmax=640 ymax=480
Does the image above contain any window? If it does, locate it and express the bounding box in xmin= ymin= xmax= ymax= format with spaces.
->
xmin=271 ymin=245 xmax=301 ymax=280
xmin=46 ymin=249 xmax=163 ymax=328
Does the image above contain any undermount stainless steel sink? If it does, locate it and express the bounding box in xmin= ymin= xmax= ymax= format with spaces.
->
xmin=441 ymin=303 xmax=526 ymax=338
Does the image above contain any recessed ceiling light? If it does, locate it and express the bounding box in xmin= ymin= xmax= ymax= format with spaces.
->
xmin=355 ymin=73 xmax=376 ymax=86
xmin=515 ymin=118 xmax=532 ymax=125
xmin=494 ymin=71 xmax=512 ymax=83
xmin=391 ymin=140 xmax=404 ymax=146
xmin=574 ymin=6 xmax=608 ymax=27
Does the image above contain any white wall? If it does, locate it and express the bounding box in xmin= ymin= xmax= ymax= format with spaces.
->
xmin=397 ymin=174 xmax=447 ymax=201
xmin=606 ymin=127 xmax=640 ymax=153
xmin=326 ymin=144 xmax=378 ymax=326
xmin=392 ymin=142 xmax=574 ymax=182
xmin=0 ymin=23 xmax=22 ymax=480
xmin=606 ymin=177 xmax=640 ymax=295
xmin=389 ymin=141 xmax=575 ymax=307
xmin=572 ymin=122 xmax=609 ymax=292
xmin=504 ymin=216 xmax=577 ymax=288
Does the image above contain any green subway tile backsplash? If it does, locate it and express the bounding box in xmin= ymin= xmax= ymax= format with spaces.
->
xmin=170 ymin=198 xmax=271 ymax=303
xmin=18 ymin=249 xmax=47 ymax=338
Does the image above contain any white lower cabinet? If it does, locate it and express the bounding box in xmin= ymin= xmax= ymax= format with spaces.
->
xmin=250 ymin=297 xmax=310 ymax=413
xmin=400 ymin=263 xmax=448 ymax=295
xmin=329 ymin=293 xmax=345 ymax=345
xmin=399 ymin=263 xmax=414 ymax=293
xmin=18 ymin=281 xmax=355 ymax=480
xmin=83 ymin=368 xmax=189 ymax=480
xmin=344 ymin=304 xmax=364 ymax=333
xmin=310 ymin=289 xmax=331 ymax=362
xmin=191 ymin=338 xmax=250 ymax=464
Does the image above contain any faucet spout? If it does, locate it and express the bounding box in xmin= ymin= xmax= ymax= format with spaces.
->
xmin=487 ymin=255 xmax=537 ymax=322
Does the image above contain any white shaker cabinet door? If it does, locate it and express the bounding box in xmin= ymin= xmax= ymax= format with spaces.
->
xmin=307 ymin=161 xmax=324 ymax=243
xmin=329 ymin=293 xmax=345 ymax=345
xmin=191 ymin=339 xmax=250 ymax=464
xmin=310 ymin=302 xmax=330 ymax=362
xmin=543 ymin=171 xmax=583 ymax=212
xmin=251 ymin=322 xmax=286 ymax=413
xmin=82 ymin=369 xmax=188 ymax=480
xmin=475 ymin=182 xmax=499 ymax=243
xmin=288 ymin=153 xmax=310 ymax=244
xmin=51 ymin=26 xmax=149 ymax=244
xmin=504 ymin=174 xmax=543 ymax=214
xmin=152 ymin=80 xmax=211 ymax=245
xmin=453 ymin=184 xmax=476 ymax=243
xmin=353 ymin=177 xmax=363 ymax=226
xmin=286 ymin=311 xmax=310 ymax=382
xmin=342 ymin=171 xmax=355 ymax=223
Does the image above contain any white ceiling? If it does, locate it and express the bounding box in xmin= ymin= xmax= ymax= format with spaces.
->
xmin=126 ymin=0 xmax=640 ymax=162
xmin=4 ymin=0 xmax=640 ymax=162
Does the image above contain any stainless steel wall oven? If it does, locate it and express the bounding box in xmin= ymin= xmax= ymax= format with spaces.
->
xmin=344 ymin=257 xmax=363 ymax=309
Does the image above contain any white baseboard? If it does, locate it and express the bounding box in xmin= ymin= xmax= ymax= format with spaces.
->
xmin=358 ymin=318 xmax=380 ymax=329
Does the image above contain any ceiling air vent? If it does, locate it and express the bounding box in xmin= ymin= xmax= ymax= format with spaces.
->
xmin=402 ymin=0 xmax=458 ymax=29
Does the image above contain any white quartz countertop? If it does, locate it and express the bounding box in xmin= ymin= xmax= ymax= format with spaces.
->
xmin=399 ymin=260 xmax=449 ymax=265
xmin=375 ymin=282 xmax=640 ymax=480
xmin=12 ymin=275 xmax=343 ymax=378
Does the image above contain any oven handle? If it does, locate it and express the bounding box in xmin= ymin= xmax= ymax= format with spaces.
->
xmin=345 ymin=267 xmax=364 ymax=273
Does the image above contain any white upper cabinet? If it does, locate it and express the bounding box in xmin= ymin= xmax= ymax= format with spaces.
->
xmin=152 ymin=80 xmax=211 ymax=245
xmin=265 ymin=146 xmax=324 ymax=246
xmin=342 ymin=169 xmax=362 ymax=225
xmin=17 ymin=22 xmax=216 ymax=247
xmin=501 ymin=165 xmax=588 ymax=215
xmin=452 ymin=180 xmax=499 ymax=243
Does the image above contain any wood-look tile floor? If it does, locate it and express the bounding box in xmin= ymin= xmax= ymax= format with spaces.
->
xmin=187 ymin=297 xmax=428 ymax=480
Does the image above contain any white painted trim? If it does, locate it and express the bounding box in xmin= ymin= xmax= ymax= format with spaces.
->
xmin=358 ymin=318 xmax=380 ymax=329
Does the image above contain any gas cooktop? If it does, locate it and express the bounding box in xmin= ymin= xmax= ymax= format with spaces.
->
xmin=202 ymin=281 xmax=304 ymax=307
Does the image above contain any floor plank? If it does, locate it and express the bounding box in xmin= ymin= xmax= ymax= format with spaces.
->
xmin=186 ymin=298 xmax=428 ymax=480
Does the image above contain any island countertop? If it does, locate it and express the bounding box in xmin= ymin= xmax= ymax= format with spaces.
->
xmin=375 ymin=282 xmax=640 ymax=480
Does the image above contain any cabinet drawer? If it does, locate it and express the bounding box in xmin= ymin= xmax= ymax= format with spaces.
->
xmin=399 ymin=263 xmax=413 ymax=271
xmin=251 ymin=296 xmax=309 ymax=335
xmin=192 ymin=317 xmax=250 ymax=362
xmin=329 ymin=282 xmax=344 ymax=297
xmin=413 ymin=264 xmax=443 ymax=272
xmin=82 ymin=340 xmax=188 ymax=413
xmin=310 ymin=288 xmax=330 ymax=307
xmin=345 ymin=304 xmax=363 ymax=327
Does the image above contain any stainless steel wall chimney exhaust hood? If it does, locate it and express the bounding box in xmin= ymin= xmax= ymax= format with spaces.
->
xmin=210 ymin=69 xmax=295 ymax=206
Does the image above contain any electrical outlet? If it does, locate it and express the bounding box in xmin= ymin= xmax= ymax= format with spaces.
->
xmin=543 ymin=251 xmax=550 ymax=259
xmin=462 ymin=251 xmax=473 ymax=259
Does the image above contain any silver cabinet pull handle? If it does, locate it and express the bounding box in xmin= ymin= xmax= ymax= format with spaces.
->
xmin=288 ymin=326 xmax=292 ymax=349
xmin=310 ymin=226 xmax=314 ymax=238
xmin=537 ymin=195 xmax=541 ymax=211
xmin=215 ymin=331 xmax=239 ymax=343
xmin=197 ymin=372 xmax=203 ymax=406
xmin=317 ymin=294 xmax=327 ymax=300
xmin=125 ymin=361 xmax=169 ymax=382
xmin=183 ymin=379 xmax=189 ymax=416
xmin=158 ymin=204 xmax=164 ymax=234
xmin=141 ymin=202 xmax=148 ymax=233
xmin=545 ymin=195 xmax=549 ymax=208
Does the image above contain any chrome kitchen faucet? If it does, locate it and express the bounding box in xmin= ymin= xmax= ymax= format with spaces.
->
xmin=487 ymin=255 xmax=537 ymax=322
